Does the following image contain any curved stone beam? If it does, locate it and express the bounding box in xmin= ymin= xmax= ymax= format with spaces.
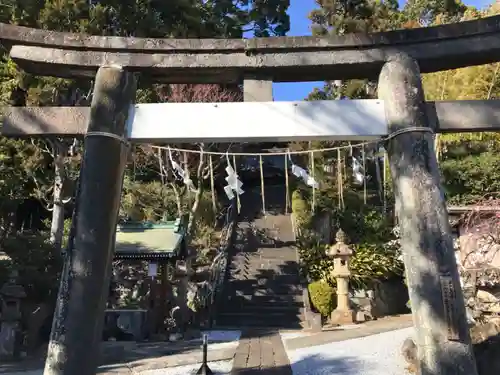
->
xmin=2 ymin=16 xmax=500 ymax=82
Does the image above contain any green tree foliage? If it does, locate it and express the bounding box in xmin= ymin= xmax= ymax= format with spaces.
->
xmin=306 ymin=0 xmax=399 ymax=102
xmin=309 ymin=0 xmax=400 ymax=36
xmin=421 ymin=3 xmax=500 ymax=202
xmin=400 ymin=0 xmax=467 ymax=26
xmin=305 ymin=0 xmax=500 ymax=208
xmin=0 ymin=0 xmax=290 ymax=306
xmin=0 ymin=0 xmax=290 ymax=230
xmin=306 ymin=0 xmax=470 ymax=101
xmin=300 ymin=1 xmax=475 ymax=305
xmin=441 ymin=152 xmax=500 ymax=204
xmin=295 ymin=204 xmax=403 ymax=286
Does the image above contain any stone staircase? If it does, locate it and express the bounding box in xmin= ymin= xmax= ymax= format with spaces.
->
xmin=215 ymin=185 xmax=305 ymax=329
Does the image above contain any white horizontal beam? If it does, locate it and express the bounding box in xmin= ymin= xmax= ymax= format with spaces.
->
xmin=5 ymin=100 xmax=500 ymax=140
xmin=126 ymin=100 xmax=387 ymax=142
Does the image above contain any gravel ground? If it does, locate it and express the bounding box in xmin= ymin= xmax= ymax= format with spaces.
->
xmin=1 ymin=361 xmax=234 ymax=375
xmin=0 ymin=331 xmax=241 ymax=375
xmin=193 ymin=330 xmax=241 ymax=343
xmin=138 ymin=360 xmax=233 ymax=375
xmin=283 ymin=327 xmax=414 ymax=375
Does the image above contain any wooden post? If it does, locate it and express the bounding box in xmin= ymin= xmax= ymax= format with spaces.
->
xmin=158 ymin=262 xmax=169 ymax=333
xmin=259 ymin=155 xmax=266 ymax=216
xmin=378 ymin=53 xmax=477 ymax=375
xmin=44 ymin=66 xmax=136 ymax=375
xmin=149 ymin=273 xmax=158 ymax=335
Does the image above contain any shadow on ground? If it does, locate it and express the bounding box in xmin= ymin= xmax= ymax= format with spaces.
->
xmin=231 ymin=354 xmax=361 ymax=375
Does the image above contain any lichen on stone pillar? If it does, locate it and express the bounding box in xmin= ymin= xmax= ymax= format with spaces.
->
xmin=379 ymin=53 xmax=477 ymax=375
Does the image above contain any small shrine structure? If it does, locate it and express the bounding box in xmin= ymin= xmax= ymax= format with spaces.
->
xmin=103 ymin=218 xmax=187 ymax=341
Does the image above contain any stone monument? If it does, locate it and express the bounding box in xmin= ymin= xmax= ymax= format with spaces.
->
xmin=326 ymin=229 xmax=355 ymax=325
xmin=0 ymin=270 xmax=26 ymax=360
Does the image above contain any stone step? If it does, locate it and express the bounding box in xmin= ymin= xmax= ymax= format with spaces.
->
xmin=231 ymin=260 xmax=299 ymax=270
xmin=226 ymin=278 xmax=301 ymax=289
xmin=226 ymin=288 xmax=303 ymax=297
xmin=228 ymin=283 xmax=302 ymax=298
xmin=229 ymin=266 xmax=298 ymax=274
xmin=215 ymin=311 xmax=304 ymax=329
xmin=230 ymin=259 xmax=299 ymax=267
xmin=221 ymin=301 xmax=304 ymax=314
xmin=228 ymin=284 xmax=302 ymax=293
xmin=227 ymin=293 xmax=304 ymax=305
xmin=242 ymin=247 xmax=297 ymax=254
xmin=229 ymin=263 xmax=299 ymax=275
xmin=230 ymin=266 xmax=299 ymax=274
xmin=230 ymin=264 xmax=299 ymax=273
xmin=232 ymin=253 xmax=298 ymax=261
xmin=228 ymin=273 xmax=300 ymax=284
xmin=228 ymin=278 xmax=301 ymax=286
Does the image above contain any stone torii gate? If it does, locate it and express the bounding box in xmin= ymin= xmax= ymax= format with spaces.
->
xmin=2 ymin=16 xmax=500 ymax=375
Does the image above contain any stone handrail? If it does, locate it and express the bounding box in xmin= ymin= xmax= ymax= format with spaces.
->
xmin=2 ymin=16 xmax=500 ymax=82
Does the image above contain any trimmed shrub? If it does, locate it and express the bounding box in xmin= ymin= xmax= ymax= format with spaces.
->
xmin=308 ymin=280 xmax=336 ymax=317
xmin=291 ymin=189 xmax=312 ymax=230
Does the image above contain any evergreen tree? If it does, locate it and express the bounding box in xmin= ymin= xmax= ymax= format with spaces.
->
xmin=0 ymin=0 xmax=290 ymax=300
xmin=309 ymin=0 xmax=400 ymax=36
xmin=401 ymin=0 xmax=467 ymax=26
xmin=306 ymin=0 xmax=400 ymax=101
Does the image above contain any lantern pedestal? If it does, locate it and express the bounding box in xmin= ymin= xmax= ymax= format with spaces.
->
xmin=330 ymin=309 xmax=356 ymax=325
xmin=326 ymin=229 xmax=356 ymax=326
xmin=330 ymin=276 xmax=355 ymax=325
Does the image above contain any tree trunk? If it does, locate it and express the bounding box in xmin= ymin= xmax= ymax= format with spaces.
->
xmin=186 ymin=152 xmax=206 ymax=240
xmin=187 ymin=184 xmax=204 ymax=240
xmin=170 ymin=183 xmax=183 ymax=217
xmin=50 ymin=143 xmax=66 ymax=255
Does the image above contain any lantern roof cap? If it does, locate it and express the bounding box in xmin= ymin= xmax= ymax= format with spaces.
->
xmin=327 ymin=229 xmax=353 ymax=257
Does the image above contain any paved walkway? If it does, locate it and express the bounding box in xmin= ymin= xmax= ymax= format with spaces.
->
xmin=0 ymin=315 xmax=413 ymax=374
xmin=228 ymin=315 xmax=413 ymax=375
xmin=232 ymin=330 xmax=292 ymax=374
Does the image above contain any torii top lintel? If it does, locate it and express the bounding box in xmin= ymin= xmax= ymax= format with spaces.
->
xmin=1 ymin=16 xmax=500 ymax=83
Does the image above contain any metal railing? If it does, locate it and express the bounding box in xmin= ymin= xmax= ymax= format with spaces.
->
xmin=200 ymin=201 xmax=237 ymax=325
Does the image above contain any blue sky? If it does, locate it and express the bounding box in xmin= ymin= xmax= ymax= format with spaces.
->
xmin=273 ymin=0 xmax=493 ymax=101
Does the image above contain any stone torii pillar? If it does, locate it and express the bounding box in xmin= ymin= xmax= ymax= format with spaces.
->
xmin=43 ymin=66 xmax=136 ymax=375
xmin=378 ymin=53 xmax=477 ymax=375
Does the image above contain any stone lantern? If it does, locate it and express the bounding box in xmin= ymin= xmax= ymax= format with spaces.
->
xmin=0 ymin=270 xmax=26 ymax=359
xmin=326 ymin=229 xmax=355 ymax=325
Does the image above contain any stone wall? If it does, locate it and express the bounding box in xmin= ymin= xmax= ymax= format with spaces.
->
xmin=350 ymin=277 xmax=409 ymax=321
xmin=458 ymin=218 xmax=500 ymax=269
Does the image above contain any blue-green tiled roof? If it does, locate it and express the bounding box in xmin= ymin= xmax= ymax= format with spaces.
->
xmin=114 ymin=219 xmax=185 ymax=260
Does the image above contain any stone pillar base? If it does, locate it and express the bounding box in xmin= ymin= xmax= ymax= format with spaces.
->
xmin=330 ymin=309 xmax=356 ymax=325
